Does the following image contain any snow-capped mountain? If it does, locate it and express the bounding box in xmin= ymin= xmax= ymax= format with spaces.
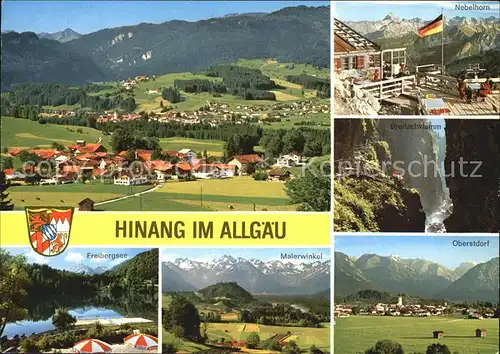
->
xmin=71 ymin=263 xmax=108 ymax=275
xmin=38 ymin=28 xmax=81 ymax=43
xmin=345 ymin=13 xmax=499 ymax=41
xmin=162 ymin=256 xmax=331 ymax=295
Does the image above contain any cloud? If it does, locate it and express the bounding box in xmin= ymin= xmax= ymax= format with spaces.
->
xmin=64 ymin=252 xmax=84 ymax=263
xmin=25 ymin=250 xmax=50 ymax=265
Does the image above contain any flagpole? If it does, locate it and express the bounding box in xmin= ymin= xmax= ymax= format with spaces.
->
xmin=441 ymin=8 xmax=444 ymax=74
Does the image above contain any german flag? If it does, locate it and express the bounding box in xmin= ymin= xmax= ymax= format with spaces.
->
xmin=417 ymin=15 xmax=443 ymax=38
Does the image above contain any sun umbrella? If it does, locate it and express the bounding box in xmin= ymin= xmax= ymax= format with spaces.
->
xmin=73 ymin=338 xmax=113 ymax=353
xmin=124 ymin=333 xmax=158 ymax=350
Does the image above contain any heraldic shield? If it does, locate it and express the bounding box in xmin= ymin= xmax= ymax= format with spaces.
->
xmin=25 ymin=207 xmax=74 ymax=256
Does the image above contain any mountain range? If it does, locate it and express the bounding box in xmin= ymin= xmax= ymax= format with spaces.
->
xmin=162 ymin=255 xmax=330 ymax=296
xmin=71 ymin=263 xmax=109 ymax=275
xmin=38 ymin=28 xmax=82 ymax=42
xmin=1 ymin=5 xmax=329 ymax=91
xmin=335 ymin=252 xmax=499 ymax=302
xmin=344 ymin=13 xmax=500 ymax=75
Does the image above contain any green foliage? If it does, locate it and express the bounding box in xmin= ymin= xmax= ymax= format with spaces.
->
xmin=426 ymin=343 xmax=451 ymax=354
xmin=86 ymin=321 xmax=104 ymax=338
xmin=162 ymin=87 xmax=181 ymax=103
xmin=19 ymin=338 xmax=40 ymax=353
xmin=111 ymin=127 xmax=160 ymax=152
xmin=246 ymin=332 xmax=260 ymax=349
xmin=163 ymin=294 xmax=202 ymax=341
xmin=104 ymin=249 xmax=159 ymax=289
xmin=253 ymin=170 xmax=268 ymax=181
xmin=6 ymin=83 xmax=136 ymax=112
xmin=0 ymin=172 xmax=14 ymax=210
xmin=51 ymin=308 xmax=76 ymax=331
xmin=285 ymin=159 xmax=330 ymax=211
xmin=365 ymin=340 xmax=404 ymax=354
xmin=198 ymin=282 xmax=255 ymax=303
xmin=286 ymin=74 xmax=330 ymax=96
xmin=0 ymin=249 xmax=30 ymax=338
xmin=224 ymin=133 xmax=259 ymax=159
xmin=174 ymin=79 xmax=227 ymax=94
xmin=283 ymin=340 xmax=301 ymax=354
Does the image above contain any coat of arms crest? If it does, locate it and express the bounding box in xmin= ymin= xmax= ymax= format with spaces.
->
xmin=25 ymin=207 xmax=74 ymax=256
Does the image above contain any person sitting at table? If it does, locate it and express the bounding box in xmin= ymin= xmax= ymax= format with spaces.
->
xmin=457 ymin=78 xmax=466 ymax=100
xmin=373 ymin=70 xmax=380 ymax=82
xmin=478 ymin=77 xmax=491 ymax=98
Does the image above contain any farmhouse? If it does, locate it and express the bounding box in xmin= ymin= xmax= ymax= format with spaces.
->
xmin=268 ymin=168 xmax=291 ymax=182
xmin=192 ymin=164 xmax=235 ymax=179
xmin=228 ymin=154 xmax=264 ymax=176
xmin=432 ymin=331 xmax=444 ymax=339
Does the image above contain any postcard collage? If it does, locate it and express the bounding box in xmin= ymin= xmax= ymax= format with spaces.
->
xmin=0 ymin=1 xmax=499 ymax=353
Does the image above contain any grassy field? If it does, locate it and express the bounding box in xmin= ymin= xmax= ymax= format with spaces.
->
xmin=159 ymin=137 xmax=225 ymax=156
xmin=260 ymin=111 xmax=330 ymax=130
xmin=207 ymin=322 xmax=330 ymax=352
xmin=8 ymin=183 xmax=151 ymax=210
xmin=334 ymin=315 xmax=499 ymax=354
xmin=131 ymin=59 xmax=328 ymax=112
xmin=101 ymin=177 xmax=294 ymax=212
xmin=1 ymin=116 xmax=111 ymax=150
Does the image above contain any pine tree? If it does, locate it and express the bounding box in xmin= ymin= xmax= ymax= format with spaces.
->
xmin=0 ymin=172 xmax=14 ymax=210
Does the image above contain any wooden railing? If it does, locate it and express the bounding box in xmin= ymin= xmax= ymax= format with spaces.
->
xmin=416 ymin=72 xmax=458 ymax=96
xmin=355 ymin=75 xmax=416 ymax=100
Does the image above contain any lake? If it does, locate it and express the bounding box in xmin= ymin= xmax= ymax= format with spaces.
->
xmin=4 ymin=306 xmax=124 ymax=338
xmin=3 ymin=292 xmax=158 ymax=339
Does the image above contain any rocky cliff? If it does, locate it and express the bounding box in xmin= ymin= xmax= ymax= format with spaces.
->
xmin=443 ymin=120 xmax=499 ymax=232
xmin=334 ymin=119 xmax=426 ymax=232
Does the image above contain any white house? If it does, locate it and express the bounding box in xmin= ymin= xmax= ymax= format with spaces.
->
xmin=178 ymin=149 xmax=196 ymax=161
xmin=275 ymin=153 xmax=302 ymax=168
xmin=192 ymin=164 xmax=236 ymax=179
xmin=113 ymin=173 xmax=148 ymax=186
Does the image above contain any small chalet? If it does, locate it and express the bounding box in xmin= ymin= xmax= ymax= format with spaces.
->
xmin=78 ymin=198 xmax=95 ymax=211
xmin=475 ymin=329 xmax=486 ymax=337
xmin=228 ymin=154 xmax=264 ymax=176
xmin=152 ymin=161 xmax=174 ymax=182
xmin=192 ymin=164 xmax=235 ymax=179
xmin=432 ymin=331 xmax=444 ymax=339
xmin=268 ymin=168 xmax=291 ymax=182
xmin=3 ymin=169 xmax=25 ymax=181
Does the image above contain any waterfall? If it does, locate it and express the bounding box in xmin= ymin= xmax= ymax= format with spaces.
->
xmin=424 ymin=122 xmax=453 ymax=233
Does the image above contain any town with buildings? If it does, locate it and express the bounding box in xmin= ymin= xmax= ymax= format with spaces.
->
xmin=3 ymin=141 xmax=306 ymax=186
xmin=335 ymin=296 xmax=496 ymax=320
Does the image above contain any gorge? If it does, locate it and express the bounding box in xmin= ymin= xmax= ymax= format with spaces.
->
xmin=334 ymin=118 xmax=498 ymax=233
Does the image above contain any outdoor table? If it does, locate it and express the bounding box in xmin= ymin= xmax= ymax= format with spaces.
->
xmin=422 ymin=98 xmax=450 ymax=115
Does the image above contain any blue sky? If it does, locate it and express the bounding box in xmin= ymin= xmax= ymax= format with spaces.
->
xmin=1 ymin=1 xmax=328 ymax=34
xmin=335 ymin=236 xmax=499 ymax=268
xmin=4 ymin=247 xmax=152 ymax=270
xmin=162 ymin=247 xmax=330 ymax=263
xmin=335 ymin=1 xmax=499 ymax=21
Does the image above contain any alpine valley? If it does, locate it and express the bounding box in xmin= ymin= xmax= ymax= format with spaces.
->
xmin=335 ymin=252 xmax=499 ymax=302
xmin=162 ymin=255 xmax=330 ymax=295
xmin=1 ymin=5 xmax=329 ymax=91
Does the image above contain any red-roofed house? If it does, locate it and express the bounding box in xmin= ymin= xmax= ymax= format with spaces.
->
xmin=8 ymin=148 xmax=23 ymax=157
xmin=152 ymin=162 xmax=174 ymax=182
xmin=136 ymin=149 xmax=153 ymax=161
xmin=3 ymin=169 xmax=25 ymax=181
xmin=228 ymin=154 xmax=264 ymax=175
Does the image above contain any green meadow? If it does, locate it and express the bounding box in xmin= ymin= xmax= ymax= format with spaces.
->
xmin=334 ymin=315 xmax=499 ymax=354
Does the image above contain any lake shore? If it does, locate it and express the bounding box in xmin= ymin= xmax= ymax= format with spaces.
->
xmin=75 ymin=317 xmax=153 ymax=326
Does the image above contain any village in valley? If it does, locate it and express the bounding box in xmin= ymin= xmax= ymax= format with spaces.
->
xmin=0 ymin=58 xmax=331 ymax=212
